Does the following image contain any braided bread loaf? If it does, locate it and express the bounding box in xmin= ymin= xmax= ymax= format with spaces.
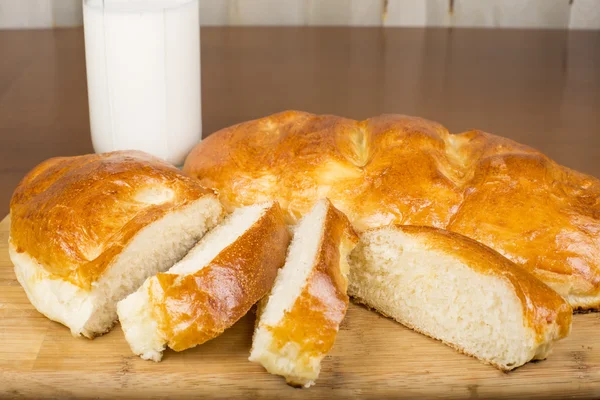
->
xmin=184 ymin=111 xmax=600 ymax=310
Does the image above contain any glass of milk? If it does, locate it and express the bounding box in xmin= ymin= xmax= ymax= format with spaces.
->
xmin=83 ymin=0 xmax=201 ymax=166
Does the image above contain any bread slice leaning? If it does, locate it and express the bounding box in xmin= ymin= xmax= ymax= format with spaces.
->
xmin=117 ymin=201 xmax=291 ymax=361
xmin=249 ymin=198 xmax=358 ymax=388
xmin=9 ymin=151 xmax=223 ymax=338
xmin=348 ymin=225 xmax=573 ymax=371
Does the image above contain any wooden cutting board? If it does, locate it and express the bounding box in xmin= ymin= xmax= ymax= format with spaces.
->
xmin=1 ymin=215 xmax=599 ymax=399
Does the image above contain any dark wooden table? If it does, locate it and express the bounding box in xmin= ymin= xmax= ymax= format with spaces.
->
xmin=0 ymin=27 xmax=599 ymax=214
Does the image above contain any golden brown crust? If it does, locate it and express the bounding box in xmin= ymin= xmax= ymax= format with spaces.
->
xmin=267 ymin=200 xmax=358 ymax=372
xmin=183 ymin=111 xmax=600 ymax=309
xmin=150 ymin=202 xmax=291 ymax=352
xmin=10 ymin=150 xmax=215 ymax=289
xmin=390 ymin=225 xmax=572 ymax=343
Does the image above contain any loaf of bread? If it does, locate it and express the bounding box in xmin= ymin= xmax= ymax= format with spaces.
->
xmin=183 ymin=111 xmax=600 ymax=310
xmin=117 ymin=201 xmax=290 ymax=361
xmin=349 ymin=225 xmax=572 ymax=370
xmin=9 ymin=151 xmax=223 ymax=338
xmin=249 ymin=199 xmax=358 ymax=387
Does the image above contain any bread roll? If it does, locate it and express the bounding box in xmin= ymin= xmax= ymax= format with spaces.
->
xmin=249 ymin=199 xmax=358 ymax=387
xmin=117 ymin=201 xmax=290 ymax=361
xmin=183 ymin=111 xmax=600 ymax=310
xmin=9 ymin=151 xmax=223 ymax=338
xmin=349 ymin=225 xmax=572 ymax=370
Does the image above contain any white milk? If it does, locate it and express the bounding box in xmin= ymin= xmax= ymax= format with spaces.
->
xmin=83 ymin=0 xmax=201 ymax=166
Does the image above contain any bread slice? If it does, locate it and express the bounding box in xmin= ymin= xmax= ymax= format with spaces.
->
xmin=117 ymin=201 xmax=290 ymax=361
xmin=249 ymin=199 xmax=358 ymax=388
xmin=9 ymin=151 xmax=223 ymax=338
xmin=348 ymin=225 xmax=573 ymax=371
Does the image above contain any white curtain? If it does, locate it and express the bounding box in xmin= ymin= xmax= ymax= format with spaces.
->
xmin=0 ymin=0 xmax=598 ymax=29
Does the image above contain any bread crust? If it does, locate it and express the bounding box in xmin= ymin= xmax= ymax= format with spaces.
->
xmin=10 ymin=150 xmax=216 ymax=289
xmin=183 ymin=111 xmax=600 ymax=310
xmin=149 ymin=202 xmax=291 ymax=352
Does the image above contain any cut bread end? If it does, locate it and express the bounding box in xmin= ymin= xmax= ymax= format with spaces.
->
xmin=116 ymin=280 xmax=164 ymax=361
xmin=249 ymin=199 xmax=357 ymax=388
xmin=118 ymin=201 xmax=279 ymax=361
xmin=11 ymin=195 xmax=223 ymax=338
xmin=348 ymin=225 xmax=571 ymax=371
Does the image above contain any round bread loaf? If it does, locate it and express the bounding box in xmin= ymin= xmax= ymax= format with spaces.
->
xmin=183 ymin=110 xmax=600 ymax=310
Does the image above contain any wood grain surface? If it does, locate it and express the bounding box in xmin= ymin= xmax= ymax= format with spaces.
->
xmin=1 ymin=27 xmax=600 ymax=214
xmin=1 ymin=215 xmax=599 ymax=399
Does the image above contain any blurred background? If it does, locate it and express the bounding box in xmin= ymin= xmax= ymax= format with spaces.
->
xmin=1 ymin=0 xmax=599 ymax=29
xmin=0 ymin=0 xmax=599 ymax=211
